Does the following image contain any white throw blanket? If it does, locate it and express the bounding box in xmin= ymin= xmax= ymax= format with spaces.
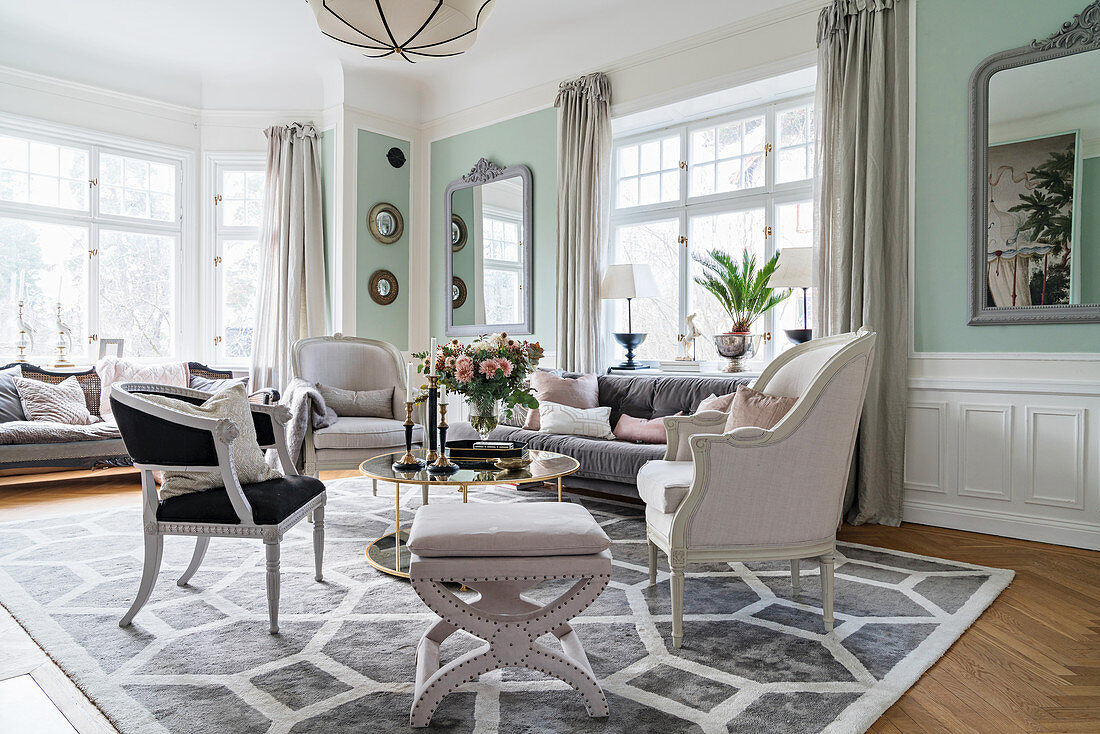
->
xmin=267 ymin=378 xmax=335 ymax=470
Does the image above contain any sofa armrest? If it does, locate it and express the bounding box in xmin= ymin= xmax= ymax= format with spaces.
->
xmin=663 ymin=411 xmax=728 ymax=461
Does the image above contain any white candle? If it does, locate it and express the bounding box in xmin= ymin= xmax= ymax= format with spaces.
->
xmin=429 ymin=337 xmax=437 ymax=376
xmin=440 ymin=384 xmax=448 ymax=405
xmin=406 ymin=362 xmax=415 ymax=403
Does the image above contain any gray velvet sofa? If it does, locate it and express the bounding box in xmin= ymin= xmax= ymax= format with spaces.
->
xmin=448 ymin=372 xmax=751 ymax=500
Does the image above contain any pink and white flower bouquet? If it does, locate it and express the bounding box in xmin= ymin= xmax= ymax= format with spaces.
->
xmin=415 ymin=333 xmax=543 ymax=437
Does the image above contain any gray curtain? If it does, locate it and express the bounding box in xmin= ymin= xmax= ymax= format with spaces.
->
xmin=814 ymin=0 xmax=908 ymax=526
xmin=555 ymin=72 xmax=611 ymax=373
xmin=250 ymin=123 xmax=327 ymax=391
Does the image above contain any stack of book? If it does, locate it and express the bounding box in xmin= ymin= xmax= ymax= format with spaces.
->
xmin=657 ymin=360 xmax=702 ymax=373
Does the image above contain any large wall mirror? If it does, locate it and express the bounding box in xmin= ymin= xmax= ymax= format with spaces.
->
xmin=444 ymin=158 xmax=534 ymax=336
xmin=969 ymin=1 xmax=1100 ymax=324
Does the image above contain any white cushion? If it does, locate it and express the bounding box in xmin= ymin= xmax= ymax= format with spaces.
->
xmin=312 ymin=416 xmax=422 ymax=450
xmin=645 ymin=505 xmax=675 ymax=542
xmin=97 ymin=357 xmax=189 ymax=416
xmin=637 ymin=460 xmax=693 ymax=513
xmin=407 ymin=502 xmax=611 ymax=557
xmin=538 ymin=402 xmax=615 ymax=439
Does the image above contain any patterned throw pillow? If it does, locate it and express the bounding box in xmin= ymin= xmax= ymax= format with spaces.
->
xmin=96 ymin=356 xmax=190 ymax=417
xmin=140 ymin=384 xmax=282 ymax=499
xmin=538 ymin=402 xmax=615 ymax=440
xmin=317 ymin=385 xmax=393 ymax=418
xmin=13 ymin=376 xmax=100 ymax=425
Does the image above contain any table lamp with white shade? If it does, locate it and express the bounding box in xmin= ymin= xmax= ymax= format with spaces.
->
xmin=769 ymin=247 xmax=813 ymax=344
xmin=600 ymin=263 xmax=659 ymax=370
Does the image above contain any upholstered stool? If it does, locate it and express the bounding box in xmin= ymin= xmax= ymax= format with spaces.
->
xmin=406 ymin=502 xmax=613 ymax=728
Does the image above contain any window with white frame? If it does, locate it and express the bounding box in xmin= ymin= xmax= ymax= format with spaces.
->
xmin=607 ymin=96 xmax=815 ymax=365
xmin=481 ymin=209 xmax=525 ymax=326
xmin=211 ymin=160 xmax=264 ymax=364
xmin=0 ymin=127 xmax=184 ymax=362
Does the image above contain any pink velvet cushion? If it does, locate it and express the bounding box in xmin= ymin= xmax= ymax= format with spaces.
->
xmin=697 ymin=392 xmax=737 ymax=413
xmin=523 ymin=372 xmax=599 ymax=431
xmin=614 ymin=412 xmax=681 ymax=444
xmin=407 ymin=503 xmax=611 ymax=557
xmin=723 ymin=384 xmax=798 ymax=433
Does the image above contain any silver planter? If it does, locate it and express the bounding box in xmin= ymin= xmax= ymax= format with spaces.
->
xmin=713 ymin=333 xmax=761 ymax=373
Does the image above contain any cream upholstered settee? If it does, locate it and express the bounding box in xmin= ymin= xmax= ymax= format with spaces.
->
xmin=292 ymin=335 xmax=424 ymax=480
xmin=637 ymin=328 xmax=877 ymax=648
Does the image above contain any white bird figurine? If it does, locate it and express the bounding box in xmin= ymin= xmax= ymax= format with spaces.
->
xmin=54 ymin=303 xmax=75 ymax=367
xmin=677 ymin=313 xmax=704 ymax=361
xmin=15 ymin=300 xmax=35 ymax=360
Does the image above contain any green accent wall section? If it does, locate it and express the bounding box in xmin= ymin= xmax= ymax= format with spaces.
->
xmin=357 ymin=129 xmax=411 ymax=349
xmin=320 ymin=128 xmax=335 ymax=332
xmin=914 ymin=0 xmax=1100 ymax=352
xmin=430 ymin=108 xmax=558 ymax=350
xmin=1081 ymin=157 xmax=1100 ymax=305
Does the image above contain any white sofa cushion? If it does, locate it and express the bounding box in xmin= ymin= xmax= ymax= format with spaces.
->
xmin=637 ymin=460 xmax=694 ymax=513
xmin=97 ymin=357 xmax=189 ymax=416
xmin=407 ymin=502 xmax=611 ymax=557
xmin=312 ymin=416 xmax=421 ymax=450
xmin=538 ymin=403 xmax=615 ymax=439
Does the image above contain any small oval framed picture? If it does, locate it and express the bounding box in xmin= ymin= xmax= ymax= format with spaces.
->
xmin=452 ymin=276 xmax=467 ymax=309
xmin=369 ymin=269 xmax=399 ymax=305
xmin=451 ymin=213 xmax=468 ymax=252
xmin=368 ymin=202 xmax=404 ymax=244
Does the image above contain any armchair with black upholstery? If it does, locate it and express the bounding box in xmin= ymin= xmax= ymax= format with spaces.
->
xmin=110 ymin=382 xmax=326 ymax=634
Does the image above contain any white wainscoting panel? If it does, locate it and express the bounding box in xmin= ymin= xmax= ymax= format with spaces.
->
xmin=905 ymin=372 xmax=1100 ymax=551
xmin=903 ymin=402 xmax=947 ymax=493
xmin=1025 ymin=406 xmax=1086 ymax=510
xmin=956 ymin=403 xmax=1013 ymax=501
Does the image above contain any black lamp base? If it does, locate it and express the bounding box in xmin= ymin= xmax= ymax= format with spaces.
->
xmin=784 ymin=328 xmax=813 ymax=344
xmin=612 ymin=332 xmax=649 ymax=370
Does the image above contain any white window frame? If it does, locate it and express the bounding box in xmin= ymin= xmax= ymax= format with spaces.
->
xmin=607 ymin=95 xmax=815 ymax=368
xmin=0 ymin=113 xmax=193 ymax=365
xmin=481 ymin=206 xmax=526 ymax=327
xmin=205 ymin=153 xmax=264 ymax=367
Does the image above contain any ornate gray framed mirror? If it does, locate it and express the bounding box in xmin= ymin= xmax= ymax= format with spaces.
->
xmin=444 ymin=158 xmax=533 ymax=336
xmin=969 ymin=1 xmax=1100 ymax=324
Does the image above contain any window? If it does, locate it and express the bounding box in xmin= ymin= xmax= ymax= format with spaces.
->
xmin=211 ymin=161 xmax=265 ymax=363
xmin=0 ymin=126 xmax=184 ymax=362
xmin=607 ymin=96 xmax=814 ymax=365
xmin=481 ymin=210 xmax=525 ymax=325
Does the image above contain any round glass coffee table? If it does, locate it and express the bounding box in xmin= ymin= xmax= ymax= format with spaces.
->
xmin=358 ymin=449 xmax=580 ymax=578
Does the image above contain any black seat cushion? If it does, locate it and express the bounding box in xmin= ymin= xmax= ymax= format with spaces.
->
xmin=156 ymin=474 xmax=325 ymax=525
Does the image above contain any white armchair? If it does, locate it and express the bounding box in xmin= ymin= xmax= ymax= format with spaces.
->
xmin=638 ymin=328 xmax=877 ymax=648
xmin=293 ymin=335 xmax=424 ymax=488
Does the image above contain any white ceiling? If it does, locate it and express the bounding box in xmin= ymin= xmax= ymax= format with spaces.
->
xmin=0 ymin=0 xmax=811 ymax=120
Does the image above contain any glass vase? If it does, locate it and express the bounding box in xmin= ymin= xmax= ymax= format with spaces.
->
xmin=468 ymin=398 xmax=501 ymax=440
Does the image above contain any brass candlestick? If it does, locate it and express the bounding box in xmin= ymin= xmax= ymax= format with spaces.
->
xmin=425 ymin=375 xmax=439 ymax=462
xmin=392 ymin=401 xmax=425 ymax=471
xmin=428 ymin=402 xmax=458 ymax=473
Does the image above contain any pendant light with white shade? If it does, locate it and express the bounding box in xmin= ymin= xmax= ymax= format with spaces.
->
xmin=306 ymin=0 xmax=495 ymax=62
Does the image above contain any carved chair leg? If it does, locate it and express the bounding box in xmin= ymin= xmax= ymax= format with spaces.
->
xmin=177 ymin=536 xmax=210 ymax=587
xmin=790 ymin=559 xmax=801 ymax=594
xmin=647 ymin=540 xmax=658 ymax=586
xmin=265 ymin=540 xmax=281 ymax=634
xmin=120 ymin=532 xmax=163 ymax=627
xmin=819 ymin=554 xmax=835 ymax=632
xmin=670 ymin=554 xmax=685 ymax=649
xmin=422 ymin=485 xmax=429 ymax=505
xmin=313 ymin=505 xmax=325 ymax=582
xmin=372 ymin=478 xmax=378 ymax=497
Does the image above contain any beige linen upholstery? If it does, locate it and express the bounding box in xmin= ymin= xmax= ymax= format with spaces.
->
xmin=637 ymin=461 xmax=693 ymax=513
xmin=645 ymin=329 xmax=877 ymax=648
xmin=292 ymin=335 xmax=420 ymax=480
xmin=408 ymin=503 xmax=611 ymax=557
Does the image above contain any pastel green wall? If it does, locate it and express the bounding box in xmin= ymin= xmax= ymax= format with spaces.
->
xmin=357 ymin=129 xmax=411 ymax=349
xmin=450 ymin=186 xmax=476 ymax=324
xmin=1081 ymin=157 xmax=1100 ymax=304
xmin=319 ymin=128 xmax=335 ymax=332
xmin=914 ymin=0 xmax=1100 ymax=352
xmin=430 ymin=108 xmax=558 ymax=351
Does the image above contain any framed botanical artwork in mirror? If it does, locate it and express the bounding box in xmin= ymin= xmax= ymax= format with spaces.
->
xmin=452 ymin=276 xmax=467 ymax=309
xmin=451 ymin=214 xmax=468 ymax=252
xmin=369 ymin=269 xmax=399 ymax=305
xmin=368 ymin=202 xmax=404 ymax=244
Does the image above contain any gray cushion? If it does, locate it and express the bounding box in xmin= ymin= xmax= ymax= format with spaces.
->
xmin=318 ymin=384 xmax=393 ymax=418
xmin=407 ymin=502 xmax=610 ymax=557
xmin=0 ymin=365 xmax=26 ymax=422
xmin=313 ymin=416 xmax=421 ymax=449
xmin=189 ymin=374 xmax=248 ymax=393
xmin=637 ymin=460 xmax=693 ymax=513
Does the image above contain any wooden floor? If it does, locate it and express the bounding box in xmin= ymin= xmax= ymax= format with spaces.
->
xmin=1 ymin=469 xmax=1098 ymax=733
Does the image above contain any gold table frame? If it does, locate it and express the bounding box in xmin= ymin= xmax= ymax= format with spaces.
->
xmin=358 ymin=449 xmax=581 ymax=578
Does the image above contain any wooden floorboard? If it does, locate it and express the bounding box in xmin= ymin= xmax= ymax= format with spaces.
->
xmin=0 ymin=472 xmax=1097 ymax=733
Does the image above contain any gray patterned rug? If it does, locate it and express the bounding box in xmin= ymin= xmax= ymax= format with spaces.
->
xmin=0 ymin=477 xmax=1012 ymax=734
